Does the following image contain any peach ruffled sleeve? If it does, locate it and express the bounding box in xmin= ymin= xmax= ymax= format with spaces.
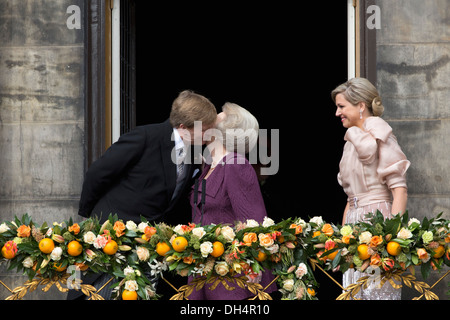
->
xmin=366 ymin=117 xmax=410 ymax=189
xmin=344 ymin=117 xmax=410 ymax=189
xmin=376 ymin=138 xmax=410 ymax=189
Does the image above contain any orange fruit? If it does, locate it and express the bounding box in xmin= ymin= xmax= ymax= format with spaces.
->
xmin=67 ymin=240 xmax=83 ymax=256
xmin=386 ymin=241 xmax=402 ymax=256
xmin=255 ymin=250 xmax=267 ymax=262
xmin=39 ymin=238 xmax=55 ymax=254
xmin=211 ymin=241 xmax=225 ymax=258
xmin=326 ymin=249 xmax=339 ymax=261
xmin=1 ymin=244 xmax=16 ymax=259
xmin=155 ymin=242 xmax=171 ymax=256
xmin=103 ymin=240 xmax=118 ymax=255
xmin=172 ymin=236 xmax=188 ymax=252
xmin=307 ymin=287 xmax=316 ymax=296
xmin=53 ymin=262 xmax=67 ymax=272
xmin=357 ymin=244 xmax=371 ymax=260
xmin=122 ymin=289 xmax=138 ymax=300
xmin=433 ymin=245 xmax=445 ymax=258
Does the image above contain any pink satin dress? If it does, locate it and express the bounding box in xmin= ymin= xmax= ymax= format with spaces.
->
xmin=338 ymin=116 xmax=410 ymax=300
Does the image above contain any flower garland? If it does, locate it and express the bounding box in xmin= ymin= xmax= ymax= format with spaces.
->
xmin=0 ymin=211 xmax=449 ymax=300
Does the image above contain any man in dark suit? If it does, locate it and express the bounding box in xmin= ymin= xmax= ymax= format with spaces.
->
xmin=68 ymin=90 xmax=217 ymax=299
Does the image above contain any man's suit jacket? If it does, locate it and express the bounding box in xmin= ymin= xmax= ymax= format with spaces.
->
xmin=78 ymin=119 xmax=198 ymax=224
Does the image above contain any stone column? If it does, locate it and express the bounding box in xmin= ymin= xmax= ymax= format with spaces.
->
xmin=0 ymin=0 xmax=85 ymax=299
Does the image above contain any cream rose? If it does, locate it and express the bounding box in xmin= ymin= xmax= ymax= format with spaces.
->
xmin=124 ymin=266 xmax=135 ymax=276
xmin=200 ymin=241 xmax=213 ymax=257
xmin=282 ymin=279 xmax=295 ymax=292
xmin=192 ymin=227 xmax=206 ymax=239
xmin=359 ymin=231 xmax=373 ymax=244
xmin=22 ymin=256 xmax=34 ymax=268
xmin=262 ymin=217 xmax=275 ymax=228
xmin=408 ymin=218 xmax=420 ymax=227
xmin=220 ymin=226 xmax=236 ymax=242
xmin=246 ymin=219 xmax=259 ymax=228
xmin=137 ymin=222 xmax=149 ymax=233
xmin=0 ymin=223 xmax=10 ymax=233
xmin=124 ymin=280 xmax=139 ymax=291
xmin=309 ymin=216 xmax=323 ymax=226
xmin=50 ymin=247 xmax=63 ymax=261
xmin=136 ymin=246 xmax=150 ymax=261
xmin=173 ymin=224 xmax=186 ymax=235
xmin=397 ymin=227 xmax=413 ymax=240
xmin=83 ymin=231 xmax=96 ymax=244
xmin=125 ymin=220 xmax=138 ymax=232
xmin=214 ymin=261 xmax=230 ymax=276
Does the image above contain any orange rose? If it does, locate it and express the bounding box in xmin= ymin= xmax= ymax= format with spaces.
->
xmin=113 ymin=221 xmax=126 ymax=237
xmin=74 ymin=262 xmax=89 ymax=271
xmin=68 ymin=223 xmax=80 ymax=235
xmin=445 ymin=233 xmax=450 ymax=243
xmin=417 ymin=248 xmax=429 ymax=261
xmin=17 ymin=225 xmax=31 ymax=238
xmin=342 ymin=235 xmax=354 ymax=244
xmin=144 ymin=226 xmax=157 ymax=238
xmin=312 ymin=231 xmax=321 ymax=238
xmin=258 ymin=233 xmax=274 ymax=247
xmin=290 ymin=224 xmax=303 ymax=235
xmin=369 ymin=235 xmax=383 ymax=248
xmin=243 ymin=232 xmax=257 ymax=246
xmin=370 ymin=254 xmax=382 ymax=266
xmin=321 ymin=224 xmax=334 ymax=237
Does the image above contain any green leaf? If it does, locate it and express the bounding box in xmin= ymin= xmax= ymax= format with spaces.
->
xmin=392 ymin=238 xmax=413 ymax=247
xmin=422 ymin=217 xmax=430 ymax=230
xmin=331 ymin=250 xmax=342 ymax=269
xmin=125 ymin=230 xmax=138 ymax=238
xmin=421 ymin=261 xmax=431 ymax=280
xmin=401 ymin=211 xmax=409 ymax=225
xmin=113 ymin=271 xmax=125 ymax=278
xmin=169 ymin=260 xmax=179 ymax=271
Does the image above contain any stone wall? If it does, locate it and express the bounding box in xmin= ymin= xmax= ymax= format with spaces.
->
xmin=0 ymin=0 xmax=85 ymax=299
xmin=375 ymin=0 xmax=450 ymax=299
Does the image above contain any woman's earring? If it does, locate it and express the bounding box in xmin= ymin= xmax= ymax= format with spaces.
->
xmin=359 ymin=109 xmax=363 ymax=119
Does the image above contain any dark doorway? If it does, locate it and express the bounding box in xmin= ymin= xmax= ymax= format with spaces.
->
xmin=132 ymin=2 xmax=348 ymax=299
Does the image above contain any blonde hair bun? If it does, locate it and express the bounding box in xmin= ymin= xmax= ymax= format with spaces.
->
xmin=372 ymin=96 xmax=384 ymax=116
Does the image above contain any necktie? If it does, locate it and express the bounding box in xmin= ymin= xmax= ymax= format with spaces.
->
xmin=177 ymin=147 xmax=186 ymax=178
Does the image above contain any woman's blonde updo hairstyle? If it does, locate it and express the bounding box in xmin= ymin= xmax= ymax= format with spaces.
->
xmin=331 ymin=77 xmax=384 ymax=116
xmin=216 ymin=102 xmax=259 ymax=154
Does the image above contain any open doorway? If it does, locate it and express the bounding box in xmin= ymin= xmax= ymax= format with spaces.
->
xmin=132 ymin=1 xmax=348 ymax=216
xmin=118 ymin=1 xmax=348 ymax=299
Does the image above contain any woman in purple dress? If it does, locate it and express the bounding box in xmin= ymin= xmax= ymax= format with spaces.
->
xmin=188 ymin=102 xmax=277 ymax=300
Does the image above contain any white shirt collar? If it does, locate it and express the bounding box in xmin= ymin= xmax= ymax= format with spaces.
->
xmin=172 ymin=128 xmax=184 ymax=150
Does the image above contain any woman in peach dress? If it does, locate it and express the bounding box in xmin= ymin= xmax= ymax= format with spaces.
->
xmin=332 ymin=78 xmax=410 ymax=300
